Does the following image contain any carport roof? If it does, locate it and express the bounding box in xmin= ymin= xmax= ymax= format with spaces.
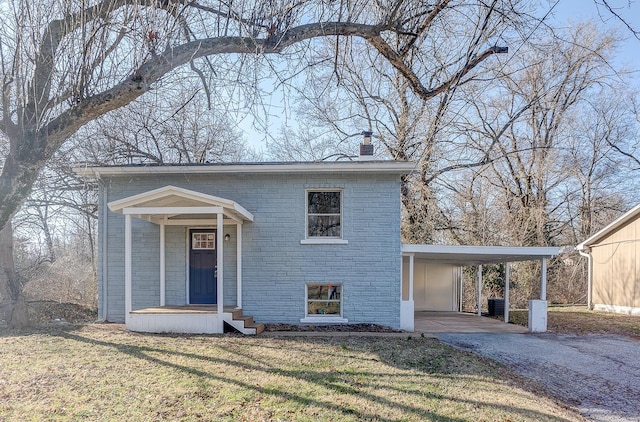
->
xmin=401 ymin=244 xmax=559 ymax=265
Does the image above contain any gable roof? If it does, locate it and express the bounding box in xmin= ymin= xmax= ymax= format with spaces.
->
xmin=577 ymin=204 xmax=640 ymax=250
xmin=108 ymin=185 xmax=253 ymax=222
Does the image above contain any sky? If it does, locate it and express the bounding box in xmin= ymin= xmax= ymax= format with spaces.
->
xmin=550 ymin=0 xmax=640 ymax=73
xmin=241 ymin=1 xmax=640 ymax=153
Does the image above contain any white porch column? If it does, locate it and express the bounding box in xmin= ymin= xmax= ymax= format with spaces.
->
xmin=541 ymin=258 xmax=547 ymax=301
xmin=217 ymin=213 xmax=224 ymax=316
xmin=504 ymin=262 xmax=510 ymax=323
xmin=124 ymin=214 xmax=132 ymax=324
xmin=160 ymin=222 xmax=166 ymax=307
xmin=477 ymin=264 xmax=483 ymax=316
xmin=236 ymin=224 xmax=242 ymax=309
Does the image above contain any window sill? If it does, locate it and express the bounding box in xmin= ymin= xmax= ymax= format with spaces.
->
xmin=300 ymin=316 xmax=349 ymax=324
xmin=300 ymin=238 xmax=348 ymax=245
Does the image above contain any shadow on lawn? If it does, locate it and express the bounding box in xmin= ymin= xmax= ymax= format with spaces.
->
xmin=37 ymin=326 xmax=577 ymax=422
xmin=0 ymin=321 xmax=89 ymax=338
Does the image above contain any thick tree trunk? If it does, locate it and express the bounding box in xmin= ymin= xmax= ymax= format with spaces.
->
xmin=0 ymin=220 xmax=29 ymax=328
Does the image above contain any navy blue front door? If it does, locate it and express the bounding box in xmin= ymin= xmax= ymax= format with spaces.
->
xmin=189 ymin=229 xmax=217 ymax=304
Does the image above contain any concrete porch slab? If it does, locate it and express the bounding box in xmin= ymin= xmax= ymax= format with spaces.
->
xmin=414 ymin=311 xmax=528 ymax=334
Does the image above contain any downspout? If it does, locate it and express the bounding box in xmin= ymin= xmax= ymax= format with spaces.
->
xmin=97 ymin=173 xmax=109 ymax=322
xmin=578 ymin=246 xmax=592 ymax=310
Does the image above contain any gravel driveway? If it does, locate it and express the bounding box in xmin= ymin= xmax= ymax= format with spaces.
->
xmin=436 ymin=333 xmax=640 ymax=422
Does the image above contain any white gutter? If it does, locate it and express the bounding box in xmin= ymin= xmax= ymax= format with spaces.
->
xmin=577 ymin=246 xmax=593 ymax=310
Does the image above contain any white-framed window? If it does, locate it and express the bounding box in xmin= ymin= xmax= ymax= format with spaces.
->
xmin=306 ymin=284 xmax=342 ymax=316
xmin=192 ymin=232 xmax=215 ymax=250
xmin=306 ymin=190 xmax=342 ymax=238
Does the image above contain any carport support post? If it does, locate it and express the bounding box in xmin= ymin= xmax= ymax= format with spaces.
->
xmin=504 ymin=262 xmax=510 ymax=324
xmin=409 ymin=253 xmax=415 ymax=302
xmin=528 ymin=258 xmax=548 ymax=333
xmin=541 ymin=258 xmax=547 ymax=301
xmin=477 ymin=264 xmax=483 ymax=316
xmin=458 ymin=267 xmax=463 ymax=313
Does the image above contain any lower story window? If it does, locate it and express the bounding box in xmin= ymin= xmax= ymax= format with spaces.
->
xmin=307 ymin=284 xmax=342 ymax=316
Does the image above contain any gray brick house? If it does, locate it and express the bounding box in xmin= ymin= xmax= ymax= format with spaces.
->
xmin=76 ymin=159 xmax=414 ymax=334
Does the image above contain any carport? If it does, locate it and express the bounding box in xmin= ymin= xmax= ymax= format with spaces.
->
xmin=400 ymin=245 xmax=559 ymax=332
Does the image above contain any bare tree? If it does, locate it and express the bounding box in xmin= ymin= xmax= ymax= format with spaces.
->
xmin=561 ymin=88 xmax=637 ymax=244
xmin=445 ymin=23 xmax=620 ymax=246
xmin=597 ymin=0 xmax=640 ymax=39
xmin=75 ymin=81 xmax=251 ymax=165
xmin=266 ymin=1 xmax=535 ymax=241
xmin=0 ymin=0 xmax=524 ymax=326
xmin=438 ymin=23 xmax=640 ymax=304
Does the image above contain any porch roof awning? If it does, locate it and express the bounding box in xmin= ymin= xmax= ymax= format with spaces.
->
xmin=401 ymin=244 xmax=559 ymax=266
xmin=108 ymin=185 xmax=254 ymax=224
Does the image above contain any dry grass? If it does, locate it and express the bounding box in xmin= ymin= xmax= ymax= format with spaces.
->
xmin=0 ymin=323 xmax=582 ymax=421
xmin=508 ymin=306 xmax=640 ymax=339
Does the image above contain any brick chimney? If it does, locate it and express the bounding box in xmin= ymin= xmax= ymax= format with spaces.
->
xmin=359 ymin=131 xmax=374 ymax=160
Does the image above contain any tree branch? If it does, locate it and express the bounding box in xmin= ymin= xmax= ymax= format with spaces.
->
xmin=368 ymin=33 xmax=507 ymax=102
xmin=42 ymin=22 xmax=388 ymax=151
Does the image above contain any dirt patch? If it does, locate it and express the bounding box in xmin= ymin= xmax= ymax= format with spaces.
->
xmin=264 ymin=323 xmax=404 ymax=332
xmin=27 ymin=301 xmax=97 ymax=324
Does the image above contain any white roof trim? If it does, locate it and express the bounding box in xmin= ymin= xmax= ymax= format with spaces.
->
xmin=577 ymin=203 xmax=640 ymax=250
xmin=402 ymin=244 xmax=559 ymax=265
xmin=108 ymin=185 xmax=253 ymax=222
xmin=74 ymin=161 xmax=415 ymax=177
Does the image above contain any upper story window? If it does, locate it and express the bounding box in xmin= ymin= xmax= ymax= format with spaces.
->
xmin=307 ymin=190 xmax=342 ymax=238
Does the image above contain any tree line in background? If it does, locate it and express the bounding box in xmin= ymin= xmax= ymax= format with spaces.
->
xmin=1 ymin=0 xmax=639 ymax=325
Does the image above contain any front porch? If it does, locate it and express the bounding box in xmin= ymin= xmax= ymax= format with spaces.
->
xmin=128 ymin=305 xmax=265 ymax=334
xmin=108 ymin=186 xmax=256 ymax=335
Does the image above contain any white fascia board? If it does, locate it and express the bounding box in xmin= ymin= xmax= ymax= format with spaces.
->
xmin=229 ymin=203 xmax=253 ymax=222
xmin=163 ymin=219 xmax=238 ymax=226
xmin=577 ymin=203 xmax=640 ymax=250
xmin=401 ymin=244 xmax=560 ymax=264
xmin=402 ymin=244 xmax=559 ymax=256
xmin=73 ymin=161 xmax=416 ymax=177
xmin=123 ymin=206 xmax=225 ymax=215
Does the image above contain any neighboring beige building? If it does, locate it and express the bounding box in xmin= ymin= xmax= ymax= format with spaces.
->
xmin=577 ymin=205 xmax=640 ymax=315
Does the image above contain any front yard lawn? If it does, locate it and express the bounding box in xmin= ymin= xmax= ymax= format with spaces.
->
xmin=0 ymin=324 xmax=581 ymax=421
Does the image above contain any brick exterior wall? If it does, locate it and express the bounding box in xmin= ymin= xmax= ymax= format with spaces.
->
xmin=100 ymin=171 xmax=403 ymax=327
